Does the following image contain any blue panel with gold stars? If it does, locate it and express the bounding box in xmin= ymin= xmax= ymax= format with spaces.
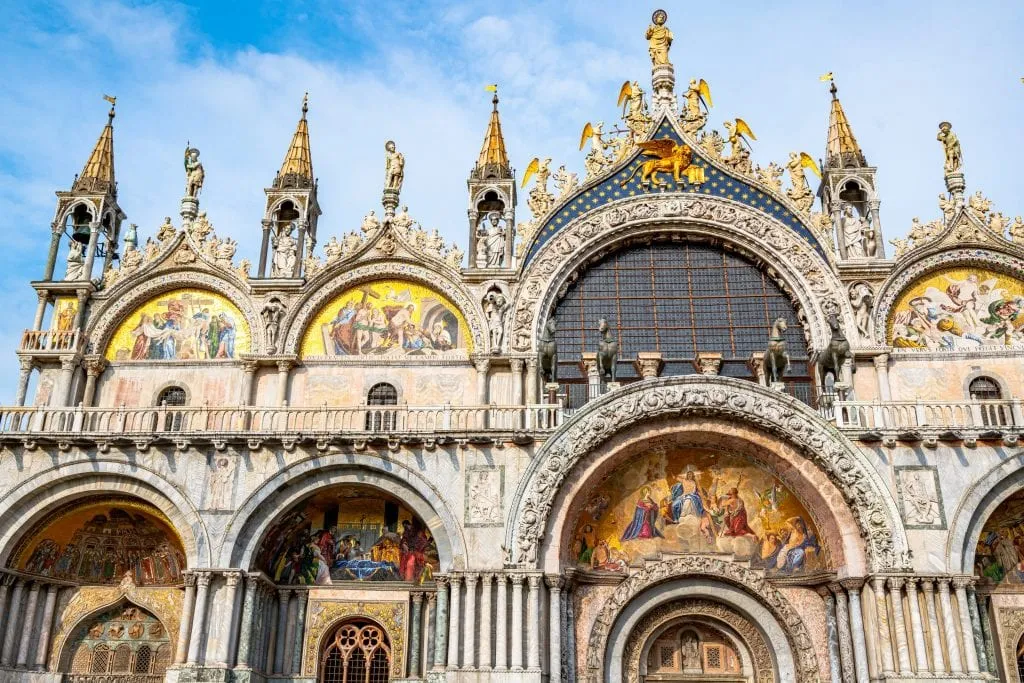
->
xmin=522 ymin=120 xmax=827 ymax=265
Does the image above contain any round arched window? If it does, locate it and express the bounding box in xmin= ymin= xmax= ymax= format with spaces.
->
xmin=157 ymin=386 xmax=187 ymax=407
xmin=969 ymin=376 xmax=1011 ymax=427
xmin=551 ymin=240 xmax=811 ymax=407
xmin=366 ymin=383 xmax=399 ymax=431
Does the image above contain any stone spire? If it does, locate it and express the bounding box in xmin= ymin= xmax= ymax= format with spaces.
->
xmin=825 ymin=81 xmax=867 ymax=169
xmin=275 ymin=93 xmax=313 ymax=189
xmin=473 ymin=91 xmax=511 ymax=180
xmin=74 ymin=101 xmax=116 ymax=196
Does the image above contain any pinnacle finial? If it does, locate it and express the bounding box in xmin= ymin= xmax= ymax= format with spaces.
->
xmin=275 ymin=94 xmax=314 ymax=188
xmin=74 ymin=98 xmax=117 ymax=195
xmin=302 ymin=91 xmax=309 ymax=119
xmin=475 ymin=85 xmax=510 ymax=178
xmin=825 ymin=78 xmax=867 ymax=169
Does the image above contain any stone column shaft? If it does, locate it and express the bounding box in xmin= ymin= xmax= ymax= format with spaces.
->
xmin=282 ymin=590 xmax=298 ymax=674
xmin=510 ymin=359 xmax=524 ymax=407
xmin=462 ymin=573 xmax=477 ymax=669
xmin=845 ymin=584 xmax=870 ymax=683
xmin=973 ymin=589 xmax=993 ymax=674
xmin=447 ymin=575 xmax=461 ymax=670
xmin=16 ymin=583 xmax=40 ymax=667
xmin=57 ymin=357 xmax=77 ymax=407
xmin=872 ymin=577 xmax=895 ymax=675
xmin=547 ymin=577 xmax=563 ymax=682
xmin=239 ymin=363 xmax=257 ymax=406
xmin=409 ymin=592 xmax=424 ymax=677
xmin=831 ymin=585 xmax=855 ymax=683
xmin=938 ymin=579 xmax=962 ymax=673
xmin=425 ymin=593 xmax=436 ymax=672
xmin=873 ymin=353 xmax=892 ymax=401
xmin=921 ymin=580 xmax=945 ymax=672
xmin=15 ymin=360 xmax=33 ymax=407
xmin=432 ymin=577 xmax=449 ymax=671
xmin=43 ymin=230 xmax=61 ymax=281
xmin=510 ymin=574 xmax=525 ymax=670
xmin=186 ymin=574 xmax=211 ymax=665
xmin=821 ymin=588 xmax=842 ymax=683
xmin=525 ymin=358 xmax=539 ymax=405
xmin=1 ymin=580 xmax=25 ymax=665
xmin=954 ymin=580 xmax=980 ymax=673
xmin=276 ymin=362 xmax=291 ymax=407
xmin=258 ymin=221 xmax=271 ymax=277
xmin=236 ymin=577 xmax=258 ymax=668
xmin=32 ymin=293 xmax=48 ymax=330
xmin=905 ymin=579 xmax=929 ymax=672
xmin=887 ymin=578 xmax=912 ymax=673
xmin=175 ymin=577 xmax=197 ymax=664
xmin=479 ymin=574 xmax=493 ymax=669
xmin=291 ymin=589 xmax=308 ymax=674
xmin=82 ymin=223 xmax=100 ymax=282
xmin=35 ymin=584 xmax=59 ymax=670
xmin=495 ymin=573 xmax=509 ymax=670
xmin=274 ymin=589 xmax=290 ymax=674
xmin=475 ymin=360 xmax=489 ymax=406
xmin=216 ymin=573 xmax=240 ymax=666
xmin=527 ymin=575 xmax=541 ymax=670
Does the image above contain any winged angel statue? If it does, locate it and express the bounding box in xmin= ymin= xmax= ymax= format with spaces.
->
xmin=620 ymin=138 xmax=705 ymax=188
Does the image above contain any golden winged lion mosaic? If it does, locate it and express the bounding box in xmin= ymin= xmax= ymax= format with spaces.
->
xmin=620 ymin=138 xmax=706 ymax=188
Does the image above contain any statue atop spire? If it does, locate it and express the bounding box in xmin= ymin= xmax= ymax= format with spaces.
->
xmin=275 ymin=93 xmax=314 ymax=189
xmin=646 ymin=10 xmax=676 ymax=111
xmin=74 ymin=96 xmax=117 ymax=196
xmin=474 ymin=86 xmax=511 ymax=180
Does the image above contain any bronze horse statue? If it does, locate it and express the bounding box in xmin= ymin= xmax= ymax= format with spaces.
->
xmin=819 ymin=313 xmax=852 ymax=386
xmin=538 ymin=317 xmax=558 ymax=383
xmin=596 ymin=318 xmax=618 ymax=381
xmin=763 ymin=317 xmax=790 ymax=386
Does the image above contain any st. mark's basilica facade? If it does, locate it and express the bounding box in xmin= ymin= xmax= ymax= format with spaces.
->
xmin=2 ymin=9 xmax=1024 ymax=683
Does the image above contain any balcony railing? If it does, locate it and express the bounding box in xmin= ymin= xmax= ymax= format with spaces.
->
xmin=0 ymin=403 xmax=564 ymax=437
xmin=20 ymin=328 xmax=81 ymax=352
xmin=834 ymin=399 xmax=1023 ymax=432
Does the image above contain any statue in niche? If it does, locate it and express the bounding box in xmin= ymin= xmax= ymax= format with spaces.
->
xmin=538 ymin=317 xmax=558 ymax=383
xmin=937 ymin=121 xmax=962 ymax=173
xmin=384 ymin=140 xmax=405 ymax=192
xmin=849 ymin=283 xmax=874 ymax=338
xmin=841 ymin=205 xmax=870 ymax=258
xmin=261 ymin=297 xmax=285 ymax=353
xmin=183 ymin=146 xmax=205 ymax=198
xmin=271 ymin=222 xmax=298 ymax=277
xmin=64 ymin=240 xmax=85 ymax=280
xmin=477 ymin=211 xmax=507 ymax=268
xmin=484 ymin=289 xmax=508 ymax=352
xmin=682 ymin=632 xmax=701 ymax=670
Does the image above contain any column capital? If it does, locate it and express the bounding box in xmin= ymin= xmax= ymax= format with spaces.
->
xmin=815 ymin=585 xmax=834 ymax=599
xmin=59 ymin=355 xmax=78 ymax=371
xmin=510 ymin=358 xmax=524 ymax=372
xmin=18 ymin=356 xmax=34 ymax=373
xmin=887 ymin=576 xmax=905 ymax=590
xmin=839 ymin=577 xmax=865 ymax=591
xmin=480 ymin=571 xmax=496 ymax=582
xmin=527 ymin=573 xmax=542 ymax=589
xmin=294 ymin=588 xmax=309 ymax=604
xmin=83 ymin=355 xmax=107 ymax=377
xmin=951 ymin=575 xmax=974 ymax=590
xmin=903 ymin=576 xmax=921 ymax=590
xmin=919 ymin=577 xmax=936 ymax=593
xmin=277 ymin=587 xmax=292 ymax=598
xmin=936 ymin=576 xmax=952 ymax=592
xmin=410 ymin=591 xmax=425 ymax=604
xmin=873 ymin=353 xmax=890 ymax=370
xmin=525 ymin=356 xmax=538 ymax=370
xmin=509 ymin=572 xmax=525 ymax=586
xmin=36 ymin=290 xmax=49 ymax=304
xmin=871 ymin=575 xmax=888 ymax=591
xmin=544 ymin=575 xmax=564 ymax=591
xmin=276 ymin=359 xmax=294 ymax=373
xmin=241 ymin=358 xmax=260 ymax=374
xmin=195 ymin=572 xmax=212 ymax=588
xmin=463 ymin=572 xmax=480 ymax=585
xmin=183 ymin=572 xmax=197 ymax=588
xmin=434 ymin=573 xmax=451 ymax=587
xmin=426 ymin=591 xmax=437 ymax=605
xmin=224 ymin=572 xmax=242 ymax=587
xmin=473 ymin=357 xmax=490 ymax=374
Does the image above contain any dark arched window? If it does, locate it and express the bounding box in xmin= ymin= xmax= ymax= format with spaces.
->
xmin=969 ymin=376 xmax=1011 ymax=426
xmin=365 ymin=383 xmax=398 ymax=431
xmin=320 ymin=619 xmax=391 ymax=683
xmin=157 ymin=386 xmax=187 ymax=431
xmin=551 ymin=240 xmax=811 ymax=408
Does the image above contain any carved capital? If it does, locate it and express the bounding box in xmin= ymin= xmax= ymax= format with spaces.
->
xmin=525 ymin=356 xmax=538 ymax=370
xmin=633 ymin=351 xmax=664 ymax=379
xmin=276 ymin=359 xmax=293 ymax=373
xmin=544 ymin=575 xmax=564 ymax=591
xmin=509 ymin=573 xmax=525 ymax=586
xmin=509 ymin=358 xmax=525 ymax=373
xmin=936 ymin=577 xmax=952 ymax=593
xmin=84 ymin=355 xmax=107 ymax=377
xmin=59 ymin=355 xmax=78 ymax=372
xmin=225 ymin=572 xmax=242 ymax=588
xmin=410 ymin=591 xmax=424 ymax=604
xmin=951 ymin=575 xmax=974 ymax=591
xmin=872 ymin=353 xmax=890 ymax=371
xmin=919 ymin=578 xmax=936 ymax=594
xmin=434 ymin=574 xmax=450 ymax=588
xmin=463 ymin=572 xmax=479 ymax=586
xmin=692 ymin=351 xmax=724 ymax=376
xmin=473 ymin=358 xmax=490 ymax=374
xmin=887 ymin=576 xmax=905 ymax=591
xmin=18 ymin=357 xmax=34 ymax=373
xmin=527 ymin=574 xmax=541 ymax=589
xmin=195 ymin=572 xmax=212 ymax=588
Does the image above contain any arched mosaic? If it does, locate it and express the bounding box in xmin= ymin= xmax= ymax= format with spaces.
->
xmin=975 ymin=488 xmax=1024 ymax=585
xmin=300 ymin=279 xmax=473 ymax=358
xmin=887 ymin=266 xmax=1024 ymax=350
xmin=10 ymin=497 xmax=186 ymax=586
xmin=567 ymin=447 xmax=825 ymax=577
xmin=105 ymin=287 xmax=251 ymax=361
xmin=254 ymin=485 xmax=439 ymax=584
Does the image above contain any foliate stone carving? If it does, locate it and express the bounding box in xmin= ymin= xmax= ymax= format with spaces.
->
xmin=509 ymin=376 xmax=903 ymax=571
xmin=999 ymin=608 xmax=1024 ymax=683
xmin=512 ymin=194 xmax=838 ymax=354
xmin=584 ymin=556 xmax=819 ymax=683
xmin=623 ymin=598 xmax=775 ymax=683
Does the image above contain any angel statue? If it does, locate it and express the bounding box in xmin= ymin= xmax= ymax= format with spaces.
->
xmin=785 ymin=152 xmax=821 ymax=214
xmin=522 ymin=157 xmax=554 ymax=218
xmin=184 ymin=146 xmax=205 ymax=198
xmin=552 ymin=165 xmax=578 ymax=199
xmin=645 ymin=9 xmax=672 ymax=67
xmin=617 ymin=80 xmax=650 ymax=140
xmin=682 ymin=78 xmax=712 ymax=135
xmin=936 ymin=122 xmax=962 ymax=174
xmin=722 ymin=119 xmax=756 ymax=174
xmin=580 ymin=122 xmax=612 ymax=180
xmin=384 ymin=140 xmax=405 ymax=192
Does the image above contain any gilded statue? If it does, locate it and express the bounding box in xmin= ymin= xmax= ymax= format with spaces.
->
xmin=785 ymin=152 xmax=820 ymax=214
xmin=682 ymin=78 xmax=712 ymax=135
xmin=523 ymin=157 xmax=554 ymax=217
xmin=645 ymin=9 xmax=672 ymax=67
xmin=723 ymin=119 xmax=756 ymax=173
xmin=183 ymin=146 xmax=205 ymax=198
xmin=617 ymin=80 xmax=651 ymax=139
xmin=384 ymin=140 xmax=405 ymax=192
xmin=620 ymin=138 xmax=704 ymax=188
xmin=580 ymin=122 xmax=614 ymax=179
xmin=936 ymin=122 xmax=962 ymax=173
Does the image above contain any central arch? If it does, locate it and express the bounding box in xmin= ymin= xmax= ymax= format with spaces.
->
xmin=506 ymin=375 xmax=906 ymax=572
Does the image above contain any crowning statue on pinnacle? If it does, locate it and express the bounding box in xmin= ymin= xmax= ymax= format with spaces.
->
xmin=184 ymin=145 xmax=204 ymax=198
xmin=646 ymin=9 xmax=672 ymax=67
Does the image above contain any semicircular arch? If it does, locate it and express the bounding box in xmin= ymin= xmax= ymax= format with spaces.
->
xmin=506 ymin=375 xmax=905 ymax=572
xmin=946 ymin=451 xmax=1024 ymax=574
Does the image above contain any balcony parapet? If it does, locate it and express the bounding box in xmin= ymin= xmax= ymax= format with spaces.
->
xmin=834 ymin=398 xmax=1022 ymax=447
xmin=0 ymin=403 xmax=564 ymax=449
xmin=19 ymin=328 xmax=82 ymax=354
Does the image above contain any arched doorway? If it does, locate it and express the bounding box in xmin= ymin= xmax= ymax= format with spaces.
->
xmin=320 ymin=618 xmax=391 ymax=683
xmin=60 ymin=602 xmax=171 ymax=680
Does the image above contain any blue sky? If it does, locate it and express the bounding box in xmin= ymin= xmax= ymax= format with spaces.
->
xmin=0 ymin=0 xmax=1021 ymax=402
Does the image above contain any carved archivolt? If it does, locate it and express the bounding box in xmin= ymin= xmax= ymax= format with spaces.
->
xmin=999 ymin=607 xmax=1024 ymax=683
xmin=85 ymin=269 xmax=263 ymax=356
xmin=280 ymin=260 xmax=487 ymax=356
xmin=872 ymin=247 xmax=1024 ymax=346
xmin=506 ymin=375 xmax=906 ymax=571
xmin=303 ymin=599 xmax=407 ymax=677
xmin=584 ymin=556 xmax=819 ymax=683
xmin=623 ymin=598 xmax=774 ymax=683
xmin=511 ymin=194 xmax=848 ymax=355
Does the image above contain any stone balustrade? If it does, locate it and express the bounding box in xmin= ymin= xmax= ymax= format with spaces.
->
xmin=834 ymin=398 xmax=1022 ymax=433
xmin=18 ymin=328 xmax=81 ymax=352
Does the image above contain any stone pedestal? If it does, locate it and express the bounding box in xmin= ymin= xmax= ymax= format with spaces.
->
xmin=945 ymin=171 xmax=965 ymax=206
xmin=544 ymin=382 xmax=560 ymax=406
xmin=180 ymin=197 xmax=199 ymax=224
xmin=651 ymin=63 xmax=677 ymax=110
xmin=382 ymin=188 xmax=400 ymax=219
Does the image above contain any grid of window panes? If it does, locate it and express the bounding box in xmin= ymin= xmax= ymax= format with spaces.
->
xmin=552 ymin=241 xmax=813 ymax=408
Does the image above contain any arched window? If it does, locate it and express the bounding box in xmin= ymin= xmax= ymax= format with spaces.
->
xmin=551 ymin=240 xmax=811 ymax=408
xmin=365 ymin=383 xmax=398 ymax=431
xmin=61 ymin=604 xmax=171 ymax=677
xmin=157 ymin=386 xmax=187 ymax=431
xmin=320 ymin=619 xmax=391 ymax=683
xmin=969 ymin=376 xmax=1011 ymax=426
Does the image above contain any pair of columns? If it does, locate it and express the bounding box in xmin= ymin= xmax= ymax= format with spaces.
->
xmin=433 ymin=572 xmax=556 ymax=674
xmin=0 ymin=577 xmax=61 ymax=671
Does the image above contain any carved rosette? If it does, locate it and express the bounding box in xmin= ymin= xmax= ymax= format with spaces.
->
xmin=511 ymin=194 xmax=844 ymax=356
xmin=583 ymin=556 xmax=819 ymax=683
xmin=507 ymin=375 xmax=905 ymax=571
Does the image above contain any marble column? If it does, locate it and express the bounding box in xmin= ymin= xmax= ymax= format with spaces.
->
xmin=274 ymin=589 xmax=290 ymax=674
xmin=904 ymin=578 xmax=928 ymax=672
xmin=819 ymin=587 xmax=842 ymax=683
xmin=566 ymin=587 xmax=577 ymax=683
xmin=239 ymin=360 xmax=258 ymax=406
xmin=57 ymin=356 xmax=77 ymax=407
xmin=409 ymin=592 xmax=424 ymax=677
xmin=425 ymin=593 xmax=436 ymax=672
xmin=475 ymin=360 xmax=490 ymax=406
xmin=266 ymin=590 xmax=278 ymax=674
xmin=82 ymin=357 xmax=106 ymax=407
xmin=937 ymin=578 xmax=962 ymax=673
xmin=975 ymin=590 xmax=995 ymax=674
xmin=283 ymin=590 xmax=298 ymax=674
xmin=527 ymin=574 xmax=542 ymax=671
xmin=843 ymin=580 xmax=870 ymax=683
xmin=175 ymin=574 xmax=197 ymax=664
xmin=216 ymin=573 xmax=241 ymax=666
xmin=1 ymin=580 xmax=24 ymax=665
xmin=43 ymin=228 xmax=61 ymax=281
xmin=82 ymin=222 xmax=100 ymax=282
xmin=921 ymin=579 xmax=945 ymax=672
xmin=829 ymin=584 xmax=855 ymax=683
xmin=953 ymin=578 xmax=980 ymax=673
xmin=35 ymin=584 xmax=58 ymax=671
xmin=873 ymin=353 xmax=892 ymax=401
xmin=967 ymin=585 xmax=988 ymax=674
xmin=510 ymin=573 xmax=525 ymax=670
xmin=547 ymin=576 xmax=563 ymax=682
xmin=463 ymin=573 xmax=478 ymax=669
xmin=187 ymin=573 xmax=211 ymax=665
xmin=872 ymin=577 xmax=895 ymax=675
xmin=447 ymin=574 xmax=461 ymax=670
xmin=496 ymin=573 xmax=509 ymax=670
xmin=432 ymin=576 xmax=449 ymax=671
xmin=291 ymin=589 xmax=308 ymax=675
xmin=14 ymin=358 xmax=33 ymax=407
xmin=0 ymin=581 xmax=9 ymax=664
xmin=479 ymin=573 xmax=493 ymax=670
xmin=525 ymin=357 xmax=539 ymax=405
xmin=276 ymin=360 xmax=292 ymax=407
xmin=887 ymin=578 xmax=912 ymax=673
xmin=510 ymin=359 xmax=524 ymax=407
xmin=16 ymin=582 xmax=40 ymax=668
xmin=258 ymin=220 xmax=272 ymax=277
xmin=236 ymin=576 xmax=258 ymax=668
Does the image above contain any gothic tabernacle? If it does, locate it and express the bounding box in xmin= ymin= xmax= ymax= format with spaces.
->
xmin=2 ymin=8 xmax=1023 ymax=683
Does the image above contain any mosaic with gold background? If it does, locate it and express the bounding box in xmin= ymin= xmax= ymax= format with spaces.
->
xmin=300 ymin=279 xmax=472 ymax=358
xmin=105 ymin=288 xmax=250 ymax=361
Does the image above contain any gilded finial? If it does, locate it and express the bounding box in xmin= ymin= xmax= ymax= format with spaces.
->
xmin=103 ymin=94 xmax=117 ymax=121
xmin=302 ymin=92 xmax=308 ymax=119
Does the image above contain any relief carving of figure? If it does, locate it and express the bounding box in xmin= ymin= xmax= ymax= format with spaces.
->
xmin=849 ymin=282 xmax=874 ymax=338
xmin=271 ymin=223 xmax=298 ymax=278
xmin=261 ymin=296 xmax=285 ymax=353
xmin=384 ymin=140 xmax=405 ymax=192
xmin=64 ymin=240 xmax=85 ymax=280
xmin=477 ymin=212 xmax=507 ymax=268
xmin=902 ymin=471 xmax=940 ymax=526
xmin=645 ymin=9 xmax=672 ymax=66
xmin=183 ymin=146 xmax=205 ymax=198
xmin=936 ymin=121 xmax=962 ymax=173
xmin=484 ymin=289 xmax=509 ymax=352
